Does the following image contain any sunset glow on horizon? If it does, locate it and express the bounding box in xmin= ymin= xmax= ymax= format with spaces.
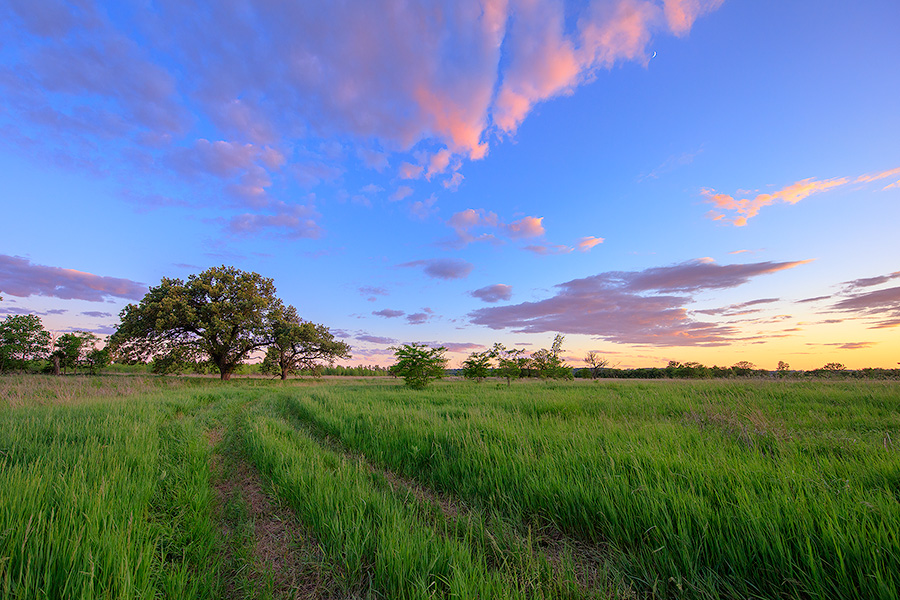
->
xmin=1 ymin=0 xmax=898 ymax=371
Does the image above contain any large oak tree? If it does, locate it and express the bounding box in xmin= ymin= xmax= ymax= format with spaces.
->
xmin=109 ymin=266 xmax=284 ymax=380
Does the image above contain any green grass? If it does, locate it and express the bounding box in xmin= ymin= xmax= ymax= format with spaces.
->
xmin=1 ymin=376 xmax=898 ymax=599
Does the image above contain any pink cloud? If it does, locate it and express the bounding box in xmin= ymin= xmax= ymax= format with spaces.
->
xmin=704 ymin=176 xmax=850 ymax=226
xmin=576 ymin=236 xmax=604 ymax=252
xmin=448 ymin=208 xmax=499 ymax=232
xmin=663 ymin=0 xmax=725 ymax=37
xmin=373 ymin=309 xmax=405 ymax=318
xmin=3 ymin=0 xmax=725 ymax=216
xmin=398 ymin=161 xmax=424 ymax=180
xmin=0 ymin=254 xmax=146 ymax=301
xmin=425 ymin=149 xmax=453 ymax=180
xmin=506 ymin=216 xmax=545 ymax=239
xmin=855 ymin=166 xmax=900 ymax=184
xmin=471 ymin=284 xmax=513 ymax=303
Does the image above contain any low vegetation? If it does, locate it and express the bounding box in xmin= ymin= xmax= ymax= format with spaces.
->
xmin=1 ymin=376 xmax=898 ymax=599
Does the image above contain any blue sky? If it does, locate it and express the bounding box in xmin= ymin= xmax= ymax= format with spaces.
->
xmin=1 ymin=0 xmax=899 ymax=369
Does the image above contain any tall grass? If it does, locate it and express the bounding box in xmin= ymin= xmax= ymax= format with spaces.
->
xmin=242 ymin=402 xmax=595 ymax=599
xmin=0 ymin=383 xmax=223 ymax=598
xmin=275 ymin=379 xmax=900 ymax=599
xmin=0 ymin=374 xmax=186 ymax=408
xmin=2 ymin=376 xmax=897 ymax=599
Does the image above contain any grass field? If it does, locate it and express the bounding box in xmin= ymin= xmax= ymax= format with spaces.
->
xmin=1 ymin=376 xmax=898 ymax=599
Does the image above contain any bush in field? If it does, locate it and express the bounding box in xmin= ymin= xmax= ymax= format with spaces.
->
xmin=0 ymin=314 xmax=51 ymax=373
xmin=389 ymin=343 xmax=447 ymax=389
xmin=460 ymin=350 xmax=492 ymax=382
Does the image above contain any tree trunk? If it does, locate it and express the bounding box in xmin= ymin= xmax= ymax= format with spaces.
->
xmin=220 ymin=371 xmax=232 ymax=380
xmin=280 ymin=371 xmax=288 ymax=380
xmin=52 ymin=355 xmax=60 ymax=376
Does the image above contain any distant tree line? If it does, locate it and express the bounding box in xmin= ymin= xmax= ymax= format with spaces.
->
xmin=568 ymin=360 xmax=900 ymax=380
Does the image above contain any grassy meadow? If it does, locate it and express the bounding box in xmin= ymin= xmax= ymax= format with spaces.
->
xmin=0 ymin=375 xmax=898 ymax=599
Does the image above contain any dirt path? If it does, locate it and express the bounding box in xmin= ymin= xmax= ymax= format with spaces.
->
xmin=282 ymin=419 xmax=624 ymax=596
xmin=208 ymin=427 xmax=346 ymax=600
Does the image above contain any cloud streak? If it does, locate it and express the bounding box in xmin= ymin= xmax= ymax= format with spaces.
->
xmin=470 ymin=258 xmax=809 ymax=345
xmin=704 ymin=166 xmax=900 ymax=225
xmin=0 ymin=254 xmax=146 ymax=301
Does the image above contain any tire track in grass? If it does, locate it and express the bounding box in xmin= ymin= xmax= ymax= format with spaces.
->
xmin=208 ymin=426 xmax=346 ymax=600
xmin=277 ymin=407 xmax=635 ymax=599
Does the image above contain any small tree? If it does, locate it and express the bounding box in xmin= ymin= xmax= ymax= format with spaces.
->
xmin=489 ymin=343 xmax=528 ymax=387
xmin=461 ymin=350 xmax=492 ymax=382
xmin=584 ymin=351 xmax=610 ymax=379
xmin=530 ymin=334 xmax=572 ymax=379
xmin=731 ymin=361 xmax=756 ymax=377
xmin=776 ymin=361 xmax=790 ymax=378
xmin=389 ymin=343 xmax=447 ymax=389
xmin=85 ymin=347 xmax=110 ymax=375
xmin=822 ymin=362 xmax=845 ymax=372
xmin=53 ymin=331 xmax=97 ymax=375
xmin=0 ymin=314 xmax=51 ymax=373
xmin=263 ymin=305 xmax=350 ymax=380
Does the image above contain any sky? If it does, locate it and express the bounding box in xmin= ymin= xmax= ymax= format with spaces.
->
xmin=1 ymin=0 xmax=899 ymax=370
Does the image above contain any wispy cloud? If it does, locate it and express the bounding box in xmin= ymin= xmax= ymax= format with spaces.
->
xmin=704 ymin=166 xmax=899 ymax=225
xmin=356 ymin=334 xmax=396 ymax=344
xmin=576 ymin=236 xmax=604 ymax=252
xmin=359 ymin=286 xmax=388 ymax=302
xmin=373 ymin=309 xmax=405 ymax=318
xmin=389 ymin=185 xmax=414 ymax=202
xmin=0 ymin=254 xmax=146 ymax=301
xmin=831 ymin=285 xmax=900 ymax=329
xmin=398 ymin=162 xmax=424 ymax=180
xmin=226 ymin=202 xmax=321 ymax=239
xmin=819 ymin=341 xmax=876 ymax=350
xmin=704 ymin=177 xmax=848 ymax=226
xmin=399 ymin=258 xmax=474 ymax=280
xmin=694 ymin=298 xmax=780 ymax=316
xmin=524 ymin=244 xmax=572 ymax=256
xmin=470 ymin=258 xmax=810 ymax=345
